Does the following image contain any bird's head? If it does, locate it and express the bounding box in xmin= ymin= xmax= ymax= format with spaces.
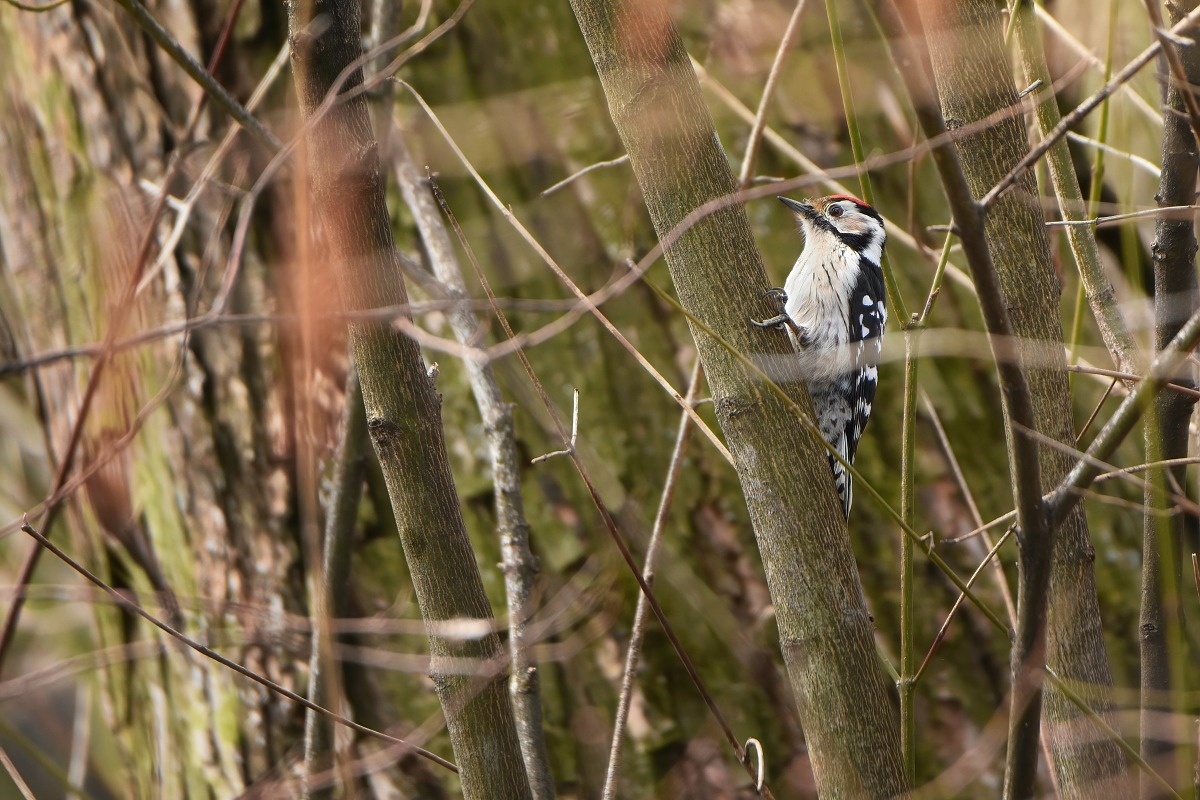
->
xmin=779 ymin=194 xmax=886 ymax=265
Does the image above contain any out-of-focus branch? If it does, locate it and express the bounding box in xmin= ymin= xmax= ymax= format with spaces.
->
xmin=110 ymin=0 xmax=279 ymax=148
xmin=1012 ymin=4 xmax=1139 ymax=377
xmin=303 ymin=372 xmax=368 ymax=800
xmin=18 ymin=521 xmax=457 ymax=771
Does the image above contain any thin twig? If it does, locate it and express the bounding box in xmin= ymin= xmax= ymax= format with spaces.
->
xmin=1095 ymin=456 xmax=1200 ymax=483
xmin=531 ymin=388 xmax=580 ymax=463
xmin=1045 ymin=204 xmax=1198 ymax=228
xmin=915 ymin=527 xmax=1015 ymax=683
xmin=737 ymin=0 xmax=809 ymax=188
xmin=1065 ymin=132 xmax=1161 ymax=177
xmin=1065 ymin=364 xmax=1200 ymax=400
xmin=921 ymin=390 xmax=1018 ymax=625
xmin=602 ymin=357 xmax=703 ymax=800
xmin=1076 ymin=379 xmax=1118 ymax=445
xmin=541 ymin=155 xmax=629 ymax=197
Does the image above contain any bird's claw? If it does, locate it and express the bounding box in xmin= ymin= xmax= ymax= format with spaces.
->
xmin=763 ymin=287 xmax=788 ymax=304
xmin=751 ymin=287 xmax=790 ymax=329
xmin=750 ymin=314 xmax=791 ymax=329
xmin=751 ymin=288 xmax=809 ymax=343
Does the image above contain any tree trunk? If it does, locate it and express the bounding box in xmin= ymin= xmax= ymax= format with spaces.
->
xmin=568 ymin=1 xmax=907 ymax=796
xmin=285 ymin=1 xmax=532 ymax=796
xmin=912 ymin=0 xmax=1129 ymax=795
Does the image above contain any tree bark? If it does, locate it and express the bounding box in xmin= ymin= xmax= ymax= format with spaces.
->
xmin=1142 ymin=3 xmax=1200 ymax=795
xmin=285 ymin=1 xmax=532 ymax=796
xmin=910 ymin=0 xmax=1129 ymax=796
xmin=568 ymin=2 xmax=907 ymax=797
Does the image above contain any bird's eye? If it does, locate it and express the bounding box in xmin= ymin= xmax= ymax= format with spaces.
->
xmin=828 ymin=205 xmax=844 ymax=218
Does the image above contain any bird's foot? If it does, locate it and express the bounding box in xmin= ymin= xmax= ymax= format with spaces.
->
xmin=751 ymin=288 xmax=809 ymax=343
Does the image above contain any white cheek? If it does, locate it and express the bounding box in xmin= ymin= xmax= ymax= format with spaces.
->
xmin=861 ymin=236 xmax=882 ymax=265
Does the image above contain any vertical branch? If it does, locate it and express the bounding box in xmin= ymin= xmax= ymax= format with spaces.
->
xmin=1142 ymin=2 xmax=1200 ymax=794
xmin=303 ymin=372 xmax=368 ymax=800
xmin=602 ymin=357 xmax=702 ymax=800
xmin=285 ymin=0 xmax=532 ymax=795
xmin=1011 ymin=1 xmax=1139 ymax=376
xmin=400 ymin=145 xmax=554 ymax=799
xmin=738 ymin=0 xmax=808 ymax=189
xmin=898 ymin=327 xmax=919 ymax=785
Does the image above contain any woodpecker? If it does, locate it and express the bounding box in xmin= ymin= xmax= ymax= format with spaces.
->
xmin=753 ymin=194 xmax=888 ymax=517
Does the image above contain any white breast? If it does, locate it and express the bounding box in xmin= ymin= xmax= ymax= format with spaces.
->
xmin=782 ymin=241 xmax=858 ymax=382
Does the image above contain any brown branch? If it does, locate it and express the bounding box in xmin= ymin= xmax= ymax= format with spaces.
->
xmin=602 ymin=357 xmax=703 ymax=800
xmin=737 ymin=0 xmax=810 ymax=188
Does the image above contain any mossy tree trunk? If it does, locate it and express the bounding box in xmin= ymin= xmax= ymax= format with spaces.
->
xmin=568 ymin=1 xmax=907 ymax=796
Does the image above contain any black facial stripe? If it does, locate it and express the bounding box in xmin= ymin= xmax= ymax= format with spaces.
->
xmin=848 ymin=201 xmax=882 ymax=224
xmin=811 ymin=215 xmax=838 ymax=234
xmin=838 ymin=230 xmax=873 ymax=253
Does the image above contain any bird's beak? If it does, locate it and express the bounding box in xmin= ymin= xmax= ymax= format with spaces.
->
xmin=778 ymin=196 xmax=818 ymax=220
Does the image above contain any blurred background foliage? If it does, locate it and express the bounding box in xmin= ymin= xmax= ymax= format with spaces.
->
xmin=0 ymin=0 xmax=1186 ymax=796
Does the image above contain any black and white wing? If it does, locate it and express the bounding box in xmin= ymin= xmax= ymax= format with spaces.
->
xmin=826 ymin=262 xmax=886 ymax=517
xmin=845 ymin=261 xmax=887 ymax=466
